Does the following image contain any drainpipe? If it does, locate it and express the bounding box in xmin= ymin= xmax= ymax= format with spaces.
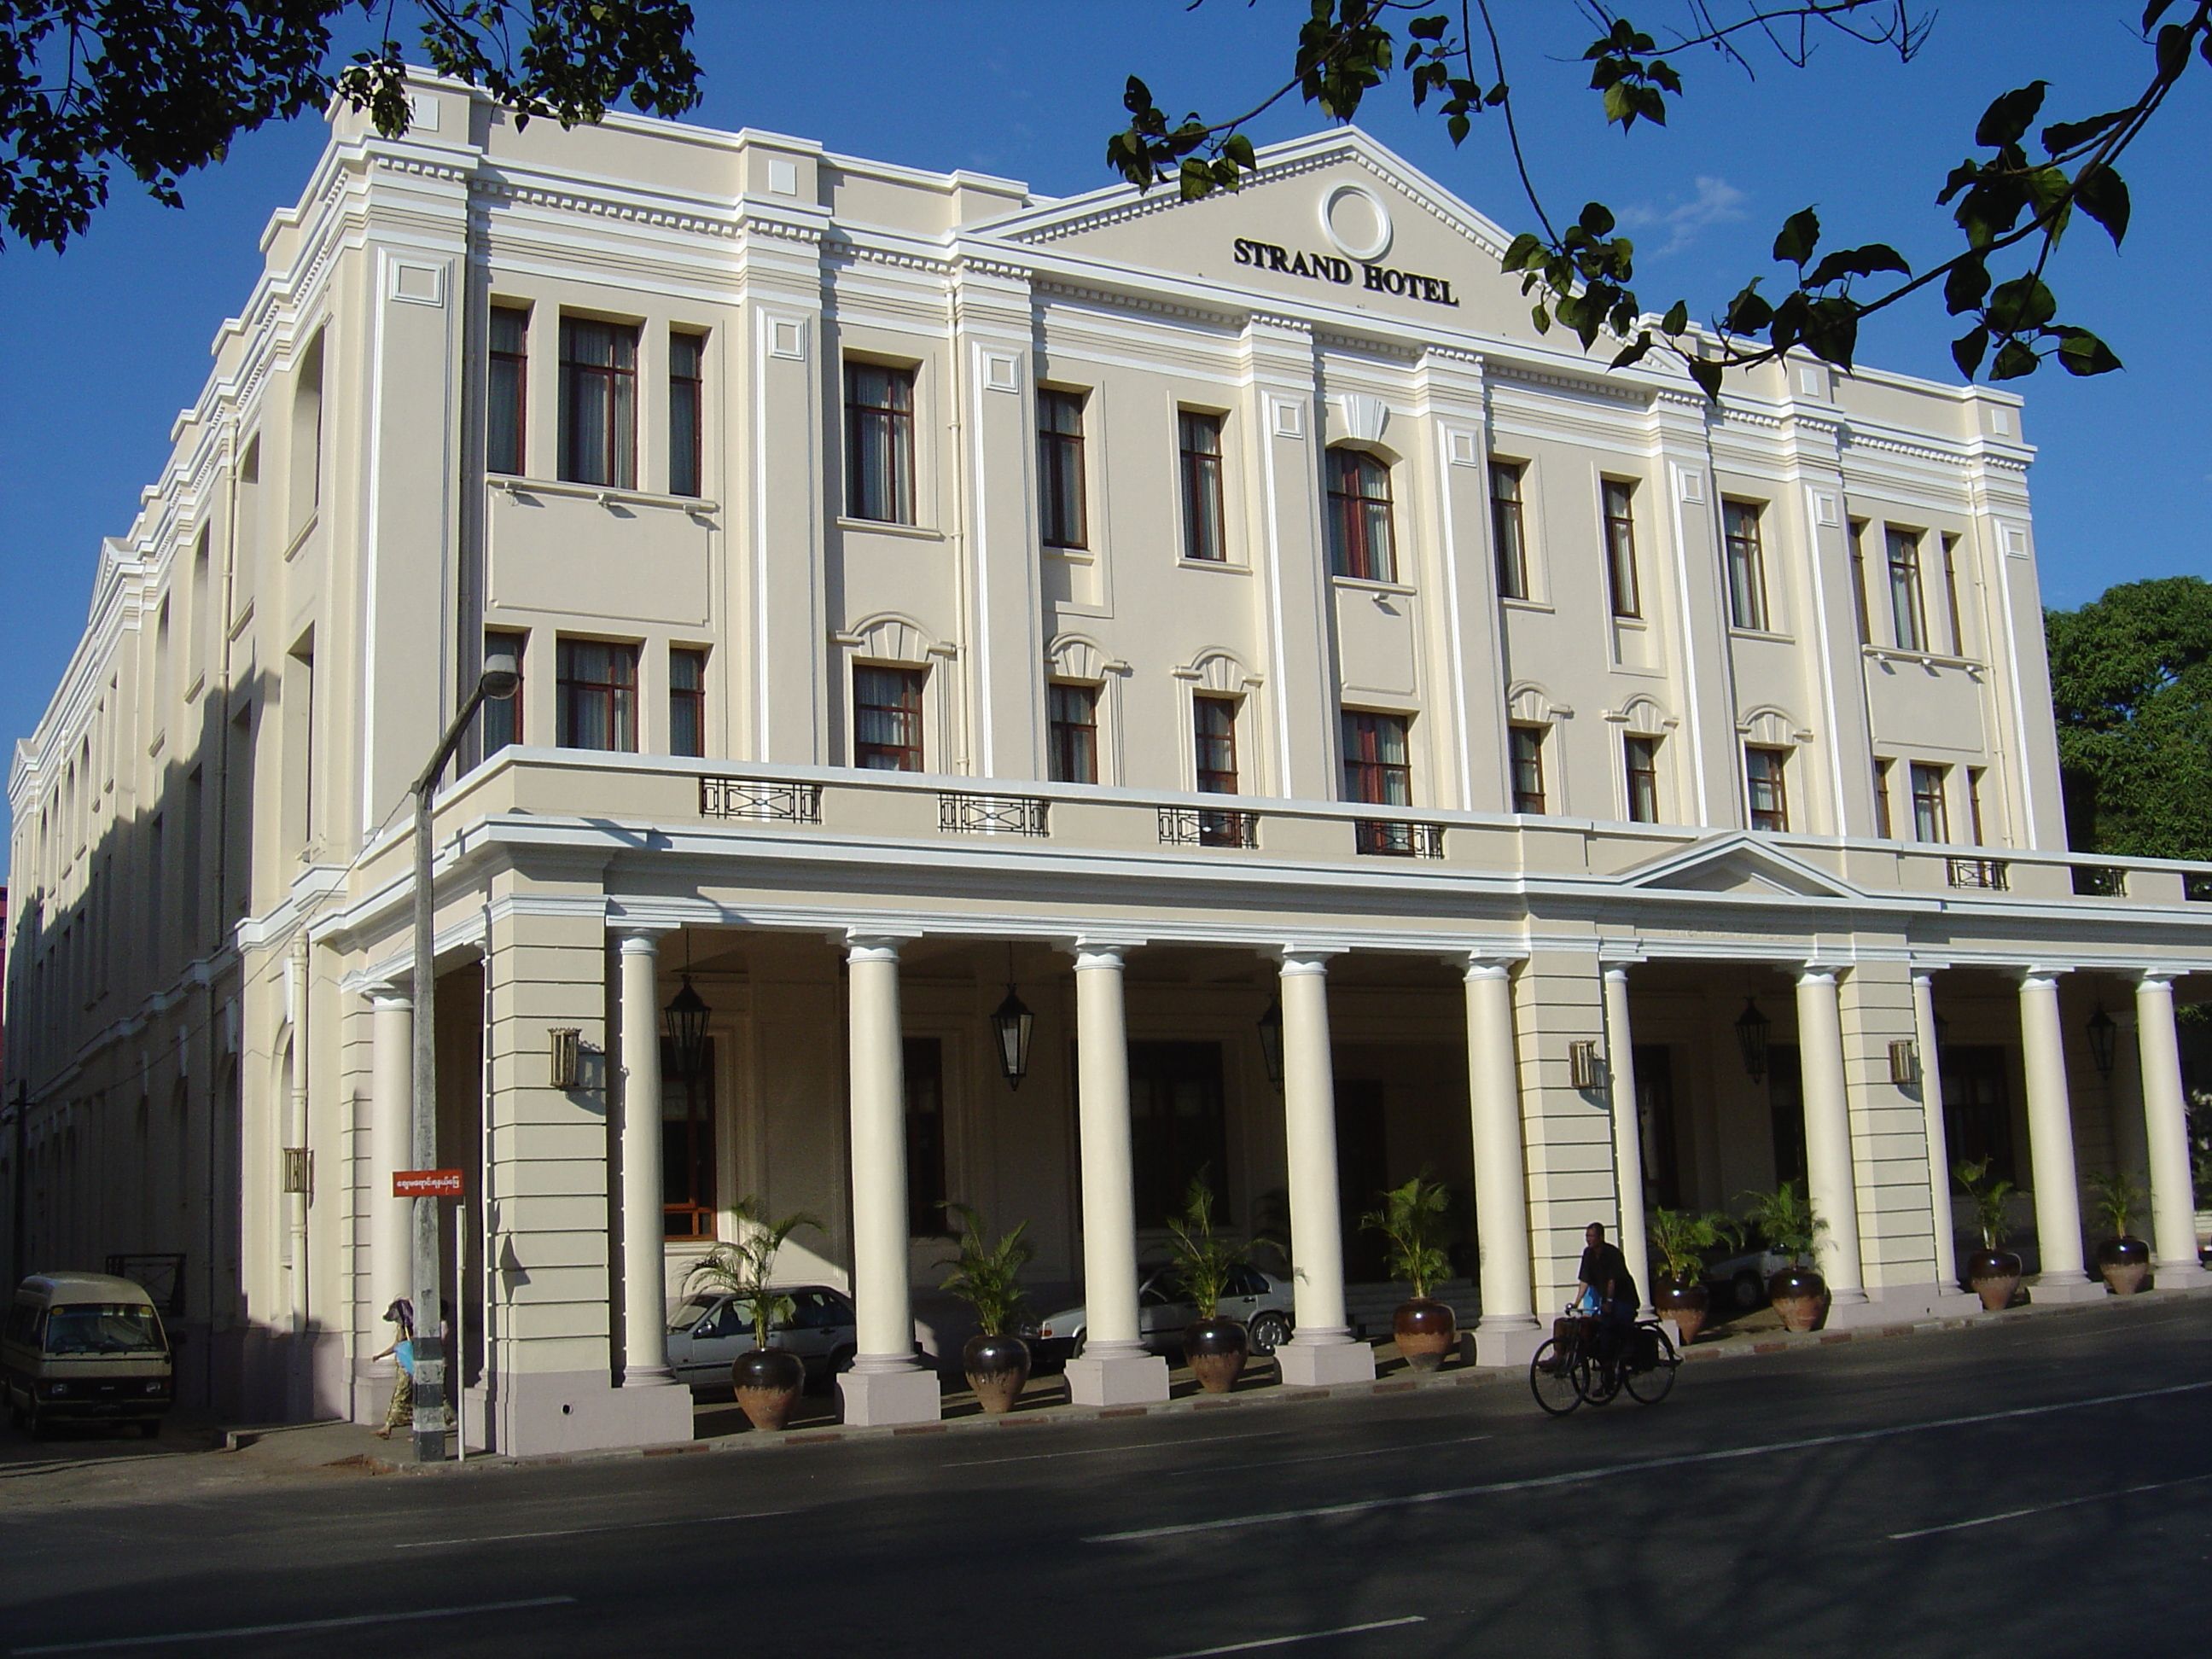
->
xmin=286 ymin=932 xmax=311 ymax=1414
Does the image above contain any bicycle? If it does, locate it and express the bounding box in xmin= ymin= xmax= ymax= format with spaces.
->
xmin=1528 ymin=1309 xmax=1679 ymax=1415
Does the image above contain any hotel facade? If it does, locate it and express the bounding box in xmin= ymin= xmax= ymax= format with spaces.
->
xmin=6 ymin=80 xmax=2208 ymax=1454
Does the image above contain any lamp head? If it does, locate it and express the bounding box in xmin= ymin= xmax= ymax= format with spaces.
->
xmin=479 ymin=652 xmax=521 ymax=700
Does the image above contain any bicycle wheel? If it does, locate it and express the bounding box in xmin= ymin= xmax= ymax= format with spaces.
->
xmin=1625 ymin=1325 xmax=1679 ymax=1405
xmin=1580 ymin=1347 xmax=1621 ymax=1406
xmin=1528 ymin=1339 xmax=1582 ymax=1415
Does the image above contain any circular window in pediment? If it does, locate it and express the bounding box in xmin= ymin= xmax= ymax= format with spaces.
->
xmin=1320 ymin=183 xmax=1393 ymax=262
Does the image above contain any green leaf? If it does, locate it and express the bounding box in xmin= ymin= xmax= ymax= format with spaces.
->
xmin=1986 ymin=274 xmax=2058 ymax=333
xmin=1937 ymin=160 xmax=1981 ymax=206
xmin=1944 ymin=255 xmax=1992 ymax=316
xmin=2054 ymin=327 xmax=2123 ymax=375
xmin=1687 ymin=357 xmax=1724 ymax=400
xmin=2075 ymin=165 xmax=2130 ymax=246
xmin=1223 ymin=134 xmax=1256 ymax=172
xmin=1447 ymin=112 xmax=1470 ymax=145
xmin=1408 ymin=13 xmax=1447 ymax=38
xmin=1772 ymin=207 xmax=1820 ymax=267
xmin=1990 ymin=339 xmax=2040 ymax=380
xmin=1952 ymin=326 xmax=1990 ymax=378
xmin=1975 ymin=82 xmax=2049 ymax=149
xmin=1804 ymin=243 xmax=1912 ymax=288
xmin=2142 ymin=2 xmax=2178 ymax=30
xmin=1610 ymin=332 xmax=1653 ymax=370
xmin=1502 ymin=230 xmax=1544 ymax=271
xmin=1661 ymin=299 xmax=1689 ymax=335
xmin=1124 ymin=76 xmax=1155 ymax=116
xmin=1531 ymin=303 xmax=1551 ymax=335
xmin=1722 ymin=282 xmax=1773 ymax=335
xmin=1579 ymin=201 xmax=1616 ymax=236
xmin=2040 ymin=108 xmax=2131 ymax=155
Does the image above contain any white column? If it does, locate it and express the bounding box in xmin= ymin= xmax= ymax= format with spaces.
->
xmin=1464 ymin=958 xmax=1538 ymax=1363
xmin=2017 ymin=969 xmax=2099 ymax=1299
xmin=836 ymin=934 xmax=940 ymax=1425
xmin=1601 ymin=966 xmax=1652 ymax=1318
xmin=1065 ymin=943 xmax=1169 ymax=1406
xmin=1276 ymin=947 xmax=1375 ymax=1388
xmin=1911 ymin=971 xmax=1962 ymax=1292
xmin=1796 ymin=967 xmax=1866 ymax=1305
xmin=615 ymin=929 xmax=677 ymax=1387
xmin=2135 ymin=972 xmax=2209 ymax=1285
xmin=368 ymin=987 xmax=412 ymax=1400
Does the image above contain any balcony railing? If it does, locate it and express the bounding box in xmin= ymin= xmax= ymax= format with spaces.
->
xmin=1946 ymin=857 xmax=2011 ymax=891
xmin=700 ymin=776 xmax=824 ymax=823
xmin=2071 ymin=864 xmax=2128 ymax=897
xmin=939 ymin=792 xmax=1050 ymax=836
xmin=1355 ymin=819 xmax=1446 ymax=859
xmin=1158 ymin=806 xmax=1260 ymax=848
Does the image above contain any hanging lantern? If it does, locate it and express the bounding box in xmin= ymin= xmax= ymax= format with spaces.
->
xmin=1256 ymin=994 xmax=1285 ymax=1089
xmin=663 ymin=975 xmax=712 ymax=1081
xmin=2085 ymin=1004 xmax=2117 ymax=1079
xmin=990 ymin=985 xmax=1034 ymax=1088
xmin=1734 ymin=997 xmax=1772 ymax=1084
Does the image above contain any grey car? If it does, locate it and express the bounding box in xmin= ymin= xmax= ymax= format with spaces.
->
xmin=1028 ymin=1264 xmax=1294 ymax=1366
xmin=665 ymin=1285 xmax=857 ymax=1393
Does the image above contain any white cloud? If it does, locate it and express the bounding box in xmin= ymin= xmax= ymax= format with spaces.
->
xmin=1620 ymin=176 xmax=1750 ymax=257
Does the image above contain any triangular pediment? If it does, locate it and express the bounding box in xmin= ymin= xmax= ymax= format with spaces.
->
xmin=1618 ymin=835 xmax=1862 ymax=900
xmin=975 ymin=129 xmax=1551 ymax=346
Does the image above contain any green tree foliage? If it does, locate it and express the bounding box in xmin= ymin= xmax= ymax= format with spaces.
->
xmin=2046 ymin=576 xmax=2212 ymax=862
xmin=0 ymin=1 xmax=701 ymax=249
xmin=1107 ymin=3 xmax=2204 ymax=393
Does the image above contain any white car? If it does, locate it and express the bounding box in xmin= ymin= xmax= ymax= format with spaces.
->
xmin=665 ymin=1285 xmax=857 ymax=1392
xmin=1701 ymin=1247 xmax=1794 ymax=1311
xmin=1028 ymin=1265 xmax=1294 ymax=1367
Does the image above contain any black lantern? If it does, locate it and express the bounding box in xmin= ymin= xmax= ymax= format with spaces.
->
xmin=990 ymin=984 xmax=1034 ymax=1088
xmin=2085 ymin=1004 xmax=2117 ymax=1079
xmin=1256 ymin=994 xmax=1285 ymax=1089
xmin=662 ymin=975 xmax=711 ymax=1081
xmin=1734 ymin=997 xmax=1772 ymax=1084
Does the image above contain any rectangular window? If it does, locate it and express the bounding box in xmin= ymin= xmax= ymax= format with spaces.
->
xmin=556 ymin=639 xmax=637 ymax=752
xmin=845 ymin=362 xmax=916 ymax=524
xmin=1941 ymin=1045 xmax=2016 ymax=1185
xmin=1038 ymin=388 xmax=1088 ymax=549
xmin=488 ymin=306 xmax=528 ymax=475
xmin=1342 ymin=710 xmax=1412 ymax=806
xmin=1179 ymin=411 xmax=1226 ymax=562
xmin=1886 ymin=527 xmax=1927 ymax=651
xmin=661 ymin=1035 xmax=716 ymax=1240
xmin=1625 ymin=735 xmax=1659 ymax=824
xmin=1491 ymin=462 xmax=1528 ymax=599
xmin=1848 ymin=520 xmax=1871 ymax=645
xmin=1967 ymin=765 xmax=1988 ymax=844
xmin=557 ymin=317 xmax=637 ymax=489
xmin=1746 ymin=746 xmax=1790 ymax=832
xmin=1127 ymin=1041 xmax=1227 ymax=1228
xmin=1509 ymin=725 xmax=1546 ymax=815
xmin=483 ymin=631 xmax=526 ymax=756
xmin=1723 ymin=500 xmax=1769 ymax=631
xmin=669 ymin=647 xmax=707 ymax=759
xmin=904 ymin=1036 xmax=949 ymax=1238
xmin=854 ymin=666 xmax=925 ymax=771
xmin=1911 ymin=762 xmax=1949 ymax=843
xmin=1048 ymin=682 xmax=1099 ymax=784
xmin=1193 ymin=696 xmax=1239 ymax=794
xmin=668 ymin=331 xmax=704 ymax=498
xmin=1872 ymin=757 xmax=1894 ymax=839
xmin=1603 ymin=480 xmax=1641 ymax=618
xmin=1324 ymin=449 xmax=1396 ymax=583
xmin=1941 ymin=533 xmax=1966 ymax=656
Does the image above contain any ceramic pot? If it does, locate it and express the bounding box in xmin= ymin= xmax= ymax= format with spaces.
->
xmin=1392 ymin=1298 xmax=1457 ymax=1372
xmin=1965 ymin=1247 xmax=2023 ymax=1312
xmin=963 ymin=1332 xmax=1032 ymax=1414
xmin=731 ymin=1346 xmax=806 ymax=1432
xmin=1182 ymin=1315 xmax=1249 ymax=1394
xmin=1654 ymin=1278 xmax=1711 ymax=1347
xmin=1767 ymin=1265 xmax=1827 ymax=1333
xmin=2096 ymin=1236 xmax=2150 ymax=1296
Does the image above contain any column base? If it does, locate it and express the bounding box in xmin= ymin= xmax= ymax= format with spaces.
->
xmin=622 ymin=1365 xmax=678 ymax=1387
xmin=1065 ymin=1350 xmax=1171 ymax=1407
xmin=608 ymin=1380 xmax=696 ymax=1447
xmin=1473 ymin=1318 xmax=1545 ymax=1369
xmin=837 ymin=1365 xmax=943 ymax=1427
xmin=2153 ymin=1259 xmax=2212 ymax=1289
xmin=2027 ymin=1272 xmax=2110 ymax=1305
xmin=1277 ymin=1336 xmax=1377 ymax=1388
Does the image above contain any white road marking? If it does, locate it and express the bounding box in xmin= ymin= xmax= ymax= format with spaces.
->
xmin=1149 ymin=1616 xmax=1427 ymax=1658
xmin=9 ymin=1596 xmax=577 ymax=1654
xmin=1225 ymin=1435 xmax=1492 ymax=1472
xmin=1086 ymin=1378 xmax=2212 ymax=1542
xmin=942 ymin=1428 xmax=1285 ymax=1468
xmin=393 ymin=1509 xmax=789 ymax=1548
xmin=1886 ymin=1471 xmax=2212 ymax=1540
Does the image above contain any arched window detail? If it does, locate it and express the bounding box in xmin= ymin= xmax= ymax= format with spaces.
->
xmin=1324 ymin=447 xmax=1395 ymax=582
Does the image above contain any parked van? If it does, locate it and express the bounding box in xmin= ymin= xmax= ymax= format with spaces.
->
xmin=2 ymin=1272 xmax=173 ymax=1438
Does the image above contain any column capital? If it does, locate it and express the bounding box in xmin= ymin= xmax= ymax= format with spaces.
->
xmin=2008 ymin=963 xmax=2073 ymax=987
xmin=1908 ymin=961 xmax=1952 ymax=985
xmin=364 ymin=981 xmax=413 ymax=1010
xmin=1458 ymin=952 xmax=1522 ymax=982
xmin=613 ymin=925 xmax=672 ymax=955
xmin=1794 ymin=963 xmax=1843 ymax=986
xmin=1274 ymin=946 xmax=1345 ymax=975
xmin=2134 ymin=968 xmax=2184 ymax=991
xmin=1063 ymin=939 xmax=1139 ymax=972
xmin=843 ymin=930 xmax=912 ymax=964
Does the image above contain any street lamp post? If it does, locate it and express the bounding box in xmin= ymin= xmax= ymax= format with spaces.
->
xmin=407 ymin=653 xmax=519 ymax=1464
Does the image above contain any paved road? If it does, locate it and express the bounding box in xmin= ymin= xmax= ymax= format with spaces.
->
xmin=3 ymin=1297 xmax=2208 ymax=1658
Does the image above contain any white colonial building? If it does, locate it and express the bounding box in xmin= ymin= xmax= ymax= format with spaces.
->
xmin=6 ymin=78 xmax=2208 ymax=1454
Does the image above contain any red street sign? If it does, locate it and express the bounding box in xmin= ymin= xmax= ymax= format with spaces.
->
xmin=393 ymin=1168 xmax=465 ymax=1198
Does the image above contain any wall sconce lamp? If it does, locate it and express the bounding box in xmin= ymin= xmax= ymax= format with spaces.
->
xmin=1888 ymin=1039 xmax=1920 ymax=1086
xmin=2085 ymin=1004 xmax=2117 ymax=1079
xmin=1734 ymin=998 xmax=1772 ymax=1084
xmin=548 ymin=1027 xmax=582 ymax=1090
xmin=990 ymin=983 xmax=1035 ymax=1088
xmin=1569 ymin=1039 xmax=1606 ymax=1091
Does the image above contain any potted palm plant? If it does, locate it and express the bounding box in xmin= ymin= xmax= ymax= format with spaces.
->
xmin=1166 ymin=1175 xmax=1250 ymax=1393
xmin=1954 ymin=1157 xmax=2023 ymax=1311
xmin=2085 ymin=1169 xmax=2151 ymax=1295
xmin=1647 ymin=1208 xmax=1741 ymax=1346
xmin=1361 ymin=1176 xmax=1456 ymax=1371
xmin=1737 ymin=1183 xmax=1828 ymax=1332
xmin=683 ymin=1197 xmax=821 ymax=1431
xmin=939 ymin=1202 xmax=1037 ymax=1412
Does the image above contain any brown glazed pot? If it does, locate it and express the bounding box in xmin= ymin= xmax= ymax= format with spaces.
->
xmin=731 ymin=1347 xmax=806 ymax=1432
xmin=1653 ymin=1278 xmax=1711 ymax=1347
xmin=1767 ymin=1266 xmax=1828 ymax=1333
xmin=1182 ymin=1315 xmax=1249 ymax=1394
xmin=1392 ymin=1298 xmax=1458 ymax=1372
xmin=963 ymin=1332 xmax=1032 ymax=1414
xmin=1965 ymin=1247 xmax=2023 ymax=1312
xmin=2096 ymin=1236 xmax=2151 ymax=1295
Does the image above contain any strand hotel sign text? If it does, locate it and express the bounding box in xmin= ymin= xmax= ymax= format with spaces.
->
xmin=1230 ymin=237 xmax=1461 ymax=308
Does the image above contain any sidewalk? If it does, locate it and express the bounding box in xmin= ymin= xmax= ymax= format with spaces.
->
xmin=4 ymin=1284 xmax=2203 ymax=1511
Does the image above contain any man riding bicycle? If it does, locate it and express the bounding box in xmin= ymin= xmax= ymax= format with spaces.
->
xmin=1573 ymin=1220 xmax=1639 ymax=1380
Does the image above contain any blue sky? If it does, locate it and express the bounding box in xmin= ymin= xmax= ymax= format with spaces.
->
xmin=2 ymin=2 xmax=2204 ymax=876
